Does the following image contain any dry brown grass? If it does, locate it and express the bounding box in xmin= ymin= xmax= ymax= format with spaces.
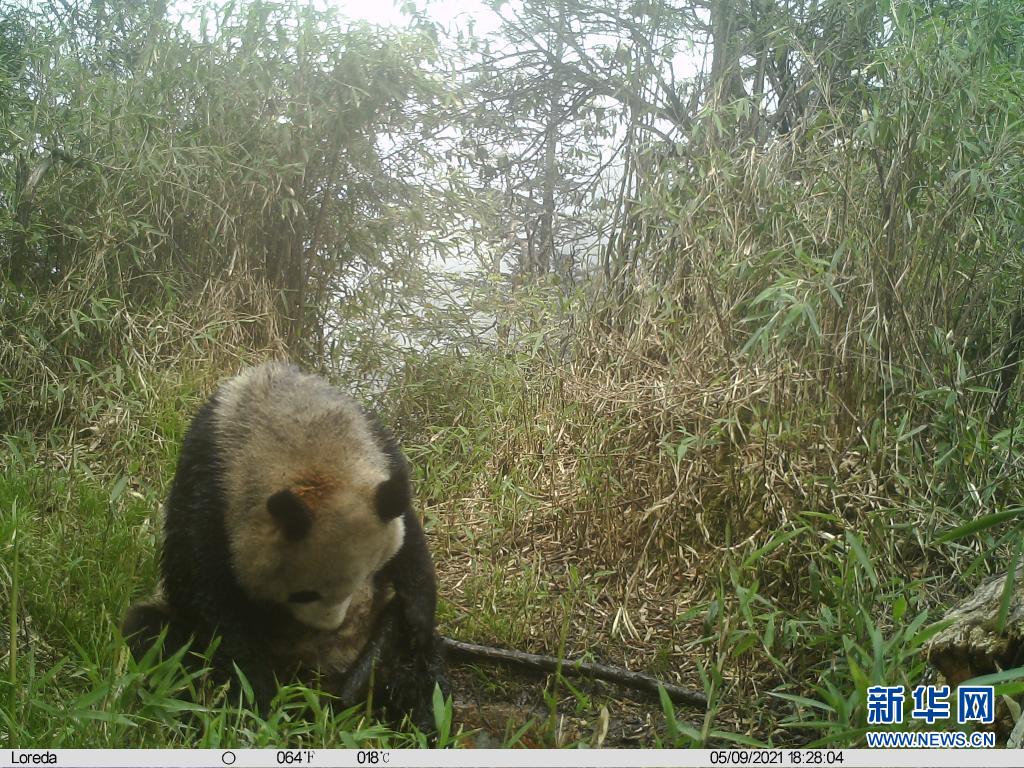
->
xmin=406 ymin=277 xmax=995 ymax=742
xmin=1 ymin=274 xmax=287 ymax=438
xmin=428 ymin=331 xmax=875 ymax=675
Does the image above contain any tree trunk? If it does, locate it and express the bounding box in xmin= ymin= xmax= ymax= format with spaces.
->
xmin=536 ymin=69 xmax=561 ymax=277
xmin=709 ymin=0 xmax=744 ymax=104
xmin=926 ymin=568 xmax=1024 ymax=687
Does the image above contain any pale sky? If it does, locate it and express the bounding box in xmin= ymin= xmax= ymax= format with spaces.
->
xmin=329 ymin=0 xmax=502 ymax=35
xmin=170 ymin=0 xmax=503 ymax=39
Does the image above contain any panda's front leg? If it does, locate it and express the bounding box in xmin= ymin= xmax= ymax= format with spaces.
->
xmin=369 ymin=600 xmax=447 ymax=734
xmin=383 ymin=509 xmax=447 ymax=723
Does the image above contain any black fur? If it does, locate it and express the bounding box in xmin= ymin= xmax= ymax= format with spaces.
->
xmin=267 ymin=490 xmax=312 ymax=542
xmin=375 ymin=474 xmax=412 ymax=521
xmin=365 ymin=414 xmax=446 ymax=725
xmin=123 ymin=380 xmax=446 ymax=729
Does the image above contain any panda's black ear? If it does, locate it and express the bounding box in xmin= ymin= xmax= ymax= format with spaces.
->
xmin=376 ymin=473 xmax=411 ymax=521
xmin=268 ymin=490 xmax=312 ymax=541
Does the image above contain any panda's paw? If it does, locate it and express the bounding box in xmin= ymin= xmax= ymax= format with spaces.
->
xmin=378 ymin=652 xmax=446 ymax=734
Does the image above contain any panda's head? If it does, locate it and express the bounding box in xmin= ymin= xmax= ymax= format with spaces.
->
xmin=213 ymin=363 xmax=409 ymax=631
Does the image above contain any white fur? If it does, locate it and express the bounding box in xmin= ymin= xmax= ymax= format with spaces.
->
xmin=292 ymin=595 xmax=353 ymax=631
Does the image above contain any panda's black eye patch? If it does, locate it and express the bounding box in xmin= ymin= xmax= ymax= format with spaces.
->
xmin=288 ymin=590 xmax=321 ymax=604
xmin=268 ymin=490 xmax=313 ymax=542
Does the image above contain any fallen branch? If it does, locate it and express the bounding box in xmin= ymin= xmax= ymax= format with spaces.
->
xmin=440 ymin=636 xmax=708 ymax=709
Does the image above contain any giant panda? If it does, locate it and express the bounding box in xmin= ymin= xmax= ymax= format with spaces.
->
xmin=123 ymin=362 xmax=444 ymax=729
